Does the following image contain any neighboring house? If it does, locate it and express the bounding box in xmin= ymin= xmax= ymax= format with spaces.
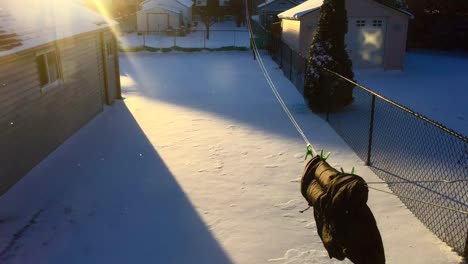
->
xmin=278 ymin=0 xmax=413 ymax=69
xmin=0 ymin=0 xmax=121 ymax=195
xmin=137 ymin=0 xmax=193 ymax=32
xmin=193 ymin=0 xmax=228 ymax=7
xmin=194 ymin=0 xmax=208 ymax=6
xmin=257 ymin=0 xmax=301 ymax=28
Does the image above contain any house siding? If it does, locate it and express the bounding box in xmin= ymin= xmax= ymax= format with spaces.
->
xmin=0 ymin=30 xmax=109 ymax=195
xmin=299 ymin=11 xmax=320 ymax=57
xmin=281 ymin=19 xmax=301 ymax=52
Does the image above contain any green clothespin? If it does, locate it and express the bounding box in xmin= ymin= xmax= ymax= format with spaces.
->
xmin=340 ymin=167 xmax=356 ymax=175
xmin=304 ymin=144 xmax=314 ymax=160
xmin=320 ymin=150 xmax=331 ymax=161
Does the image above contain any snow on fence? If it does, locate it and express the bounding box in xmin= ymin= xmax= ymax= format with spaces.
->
xmin=265 ymin=35 xmax=468 ymax=257
xmin=119 ymin=29 xmax=251 ymax=50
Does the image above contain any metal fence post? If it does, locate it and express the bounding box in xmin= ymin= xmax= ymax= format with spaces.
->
xmin=464 ymin=232 xmax=468 ymax=260
xmin=280 ymin=42 xmax=283 ymax=68
xmin=366 ymin=94 xmax=376 ymax=166
xmin=233 ymin=30 xmax=236 ymax=46
xmin=289 ymin=48 xmax=293 ymax=80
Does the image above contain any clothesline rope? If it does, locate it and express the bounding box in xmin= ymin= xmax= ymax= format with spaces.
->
xmin=367 ymin=186 xmax=468 ymax=215
xmin=244 ymin=1 xmax=316 ymax=156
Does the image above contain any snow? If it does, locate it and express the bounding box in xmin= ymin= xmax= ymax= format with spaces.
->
xmin=0 ymin=51 xmax=464 ymax=263
xmin=0 ymin=0 xmax=117 ymax=58
xmin=355 ymin=52 xmax=468 ymax=137
xmin=119 ymin=21 xmax=250 ymax=49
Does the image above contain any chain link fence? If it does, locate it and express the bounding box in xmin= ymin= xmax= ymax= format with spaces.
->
xmin=264 ymin=33 xmax=468 ymax=257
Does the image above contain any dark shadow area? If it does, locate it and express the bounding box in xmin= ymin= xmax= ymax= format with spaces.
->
xmin=0 ymin=101 xmax=233 ymax=264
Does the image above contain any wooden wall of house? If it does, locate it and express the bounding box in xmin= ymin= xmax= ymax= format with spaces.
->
xmin=0 ymin=30 xmax=113 ymax=195
xmin=281 ymin=19 xmax=301 ymax=52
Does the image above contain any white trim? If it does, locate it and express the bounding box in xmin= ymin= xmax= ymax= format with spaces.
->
xmin=40 ymin=80 xmax=62 ymax=94
xmin=35 ymin=48 xmax=55 ymax=56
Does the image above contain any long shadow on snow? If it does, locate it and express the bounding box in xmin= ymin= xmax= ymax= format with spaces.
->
xmin=119 ymin=51 xmax=318 ymax=143
xmin=0 ymin=102 xmax=233 ymax=264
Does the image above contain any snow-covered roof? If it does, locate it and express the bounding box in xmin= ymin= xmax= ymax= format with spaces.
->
xmin=277 ymin=0 xmax=322 ymax=20
xmin=0 ymin=0 xmax=117 ymax=58
xmin=278 ymin=0 xmax=413 ymax=20
xmin=141 ymin=0 xmax=193 ymax=10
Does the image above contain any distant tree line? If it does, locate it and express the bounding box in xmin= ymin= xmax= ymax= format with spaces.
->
xmin=405 ymin=0 xmax=468 ymax=51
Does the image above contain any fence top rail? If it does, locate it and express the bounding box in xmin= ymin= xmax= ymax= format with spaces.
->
xmin=322 ymin=68 xmax=468 ymax=142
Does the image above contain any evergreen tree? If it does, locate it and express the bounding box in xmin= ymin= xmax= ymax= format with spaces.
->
xmin=304 ymin=0 xmax=354 ymax=112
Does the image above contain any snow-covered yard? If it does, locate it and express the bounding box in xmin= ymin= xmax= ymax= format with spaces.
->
xmin=119 ymin=20 xmax=250 ymax=50
xmin=356 ymin=52 xmax=468 ymax=137
xmin=0 ymin=51 xmax=464 ymax=264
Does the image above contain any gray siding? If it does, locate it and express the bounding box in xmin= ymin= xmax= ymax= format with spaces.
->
xmin=0 ymin=30 xmax=114 ymax=195
xmin=258 ymin=0 xmax=298 ymax=28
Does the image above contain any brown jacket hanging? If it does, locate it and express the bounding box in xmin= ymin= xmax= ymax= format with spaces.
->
xmin=301 ymin=156 xmax=385 ymax=264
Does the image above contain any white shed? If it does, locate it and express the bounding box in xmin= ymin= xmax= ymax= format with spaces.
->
xmin=278 ymin=0 xmax=413 ymax=69
xmin=137 ymin=0 xmax=193 ymax=32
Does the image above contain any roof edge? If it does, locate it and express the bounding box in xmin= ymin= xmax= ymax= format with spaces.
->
xmin=258 ymin=0 xmax=299 ymax=9
xmin=277 ymin=7 xmax=319 ymax=20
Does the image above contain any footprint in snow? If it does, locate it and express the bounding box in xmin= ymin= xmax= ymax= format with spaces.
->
xmin=289 ymin=177 xmax=301 ymax=183
xmin=274 ymin=200 xmax=299 ymax=210
xmin=304 ymin=222 xmax=316 ymax=229
xmin=265 ymin=164 xmax=279 ymax=168
xmin=282 ymin=213 xmax=295 ymax=218
xmin=293 ymin=153 xmax=304 ymax=159
xmin=268 ymin=247 xmax=337 ymax=263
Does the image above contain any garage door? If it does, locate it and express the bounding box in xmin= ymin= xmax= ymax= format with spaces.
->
xmin=147 ymin=13 xmax=169 ymax=32
xmin=346 ymin=17 xmax=386 ymax=68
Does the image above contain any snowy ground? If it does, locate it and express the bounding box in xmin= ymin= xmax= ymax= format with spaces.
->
xmin=119 ymin=20 xmax=250 ymax=50
xmin=0 ymin=51 xmax=464 ymax=264
xmin=355 ymin=52 xmax=468 ymax=137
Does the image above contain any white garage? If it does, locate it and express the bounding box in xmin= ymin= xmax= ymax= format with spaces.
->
xmin=137 ymin=0 xmax=193 ymax=32
xmin=278 ymin=0 xmax=413 ymax=70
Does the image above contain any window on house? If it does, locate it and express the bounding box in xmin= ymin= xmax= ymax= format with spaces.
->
xmin=356 ymin=20 xmax=366 ymax=27
xmin=196 ymin=0 xmax=202 ymax=5
xmin=373 ymin=20 xmax=383 ymax=27
xmin=36 ymin=50 xmax=60 ymax=88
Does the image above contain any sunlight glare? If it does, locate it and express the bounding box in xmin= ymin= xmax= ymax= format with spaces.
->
xmin=362 ymin=31 xmax=382 ymax=47
xmin=120 ymin=74 xmax=136 ymax=88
